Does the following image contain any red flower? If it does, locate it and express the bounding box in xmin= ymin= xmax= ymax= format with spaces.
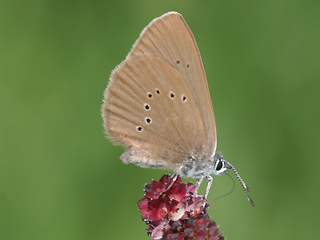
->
xmin=137 ymin=174 xmax=225 ymax=240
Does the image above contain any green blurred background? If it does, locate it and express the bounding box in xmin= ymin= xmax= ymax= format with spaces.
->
xmin=1 ymin=0 xmax=319 ymax=239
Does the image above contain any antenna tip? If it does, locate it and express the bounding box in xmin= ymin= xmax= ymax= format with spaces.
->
xmin=248 ymin=197 xmax=255 ymax=207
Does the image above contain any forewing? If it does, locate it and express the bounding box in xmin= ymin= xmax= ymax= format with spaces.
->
xmin=127 ymin=11 xmax=217 ymax=155
xmin=102 ymin=11 xmax=217 ymax=169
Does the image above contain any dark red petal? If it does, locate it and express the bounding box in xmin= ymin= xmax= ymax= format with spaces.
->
xmin=208 ymin=237 xmax=218 ymax=240
xmin=183 ymin=228 xmax=195 ymax=238
xmin=188 ymin=197 xmax=206 ymax=216
xmin=167 ymin=183 xmax=187 ymax=202
xmin=151 ymin=180 xmax=163 ymax=197
xmin=168 ymin=201 xmax=187 ymax=221
xmin=148 ymin=220 xmax=162 ymax=230
xmin=148 ymin=202 xmax=170 ymax=220
xmin=137 ymin=197 xmax=147 ymax=207
xmin=197 ymin=213 xmax=210 ymax=225
xmin=184 ymin=237 xmax=195 ymax=240
xmin=186 ymin=183 xmax=197 ymax=197
xmin=137 ymin=198 xmax=150 ymax=217
xmin=196 ymin=224 xmax=208 ymax=237
xmin=149 ymin=198 xmax=171 ymax=209
xmin=144 ymin=180 xmax=164 ymax=200
xmin=185 ymin=216 xmax=197 ymax=228
xmin=171 ymin=220 xmax=183 ymax=233
xmin=151 ymin=220 xmax=169 ymax=239
xmin=208 ymin=223 xmax=220 ymax=237
xmin=144 ymin=184 xmax=156 ymax=199
xmin=159 ymin=174 xmax=172 ymax=185
xmin=167 ymin=232 xmax=184 ymax=240
xmin=179 ymin=210 xmax=189 ymax=220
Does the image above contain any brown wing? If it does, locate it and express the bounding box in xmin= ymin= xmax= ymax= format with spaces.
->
xmin=102 ymin=12 xmax=217 ymax=169
xmin=127 ymin=12 xmax=217 ymax=155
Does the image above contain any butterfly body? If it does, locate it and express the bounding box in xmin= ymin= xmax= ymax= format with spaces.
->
xmin=179 ymin=152 xmax=229 ymax=179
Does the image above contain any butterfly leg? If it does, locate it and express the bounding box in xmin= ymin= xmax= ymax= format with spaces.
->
xmin=167 ymin=174 xmax=178 ymax=190
xmin=205 ymin=175 xmax=213 ymax=199
xmin=195 ymin=175 xmax=206 ymax=196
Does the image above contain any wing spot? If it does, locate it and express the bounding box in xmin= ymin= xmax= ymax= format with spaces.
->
xmin=176 ymin=60 xmax=180 ymax=64
xmin=182 ymin=96 xmax=187 ymax=102
xmin=187 ymin=64 xmax=190 ymax=68
xmin=145 ymin=117 xmax=152 ymax=124
xmin=144 ymin=104 xmax=150 ymax=110
xmin=136 ymin=126 xmax=143 ymax=132
xmin=170 ymin=92 xmax=175 ymax=99
xmin=147 ymin=92 xmax=153 ymax=98
xmin=156 ymin=89 xmax=160 ymax=94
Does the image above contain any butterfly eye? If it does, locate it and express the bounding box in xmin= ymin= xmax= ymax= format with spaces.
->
xmin=213 ymin=159 xmax=228 ymax=175
xmin=216 ymin=160 xmax=223 ymax=171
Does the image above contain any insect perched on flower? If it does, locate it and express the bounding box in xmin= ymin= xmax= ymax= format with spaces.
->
xmin=102 ymin=11 xmax=254 ymax=205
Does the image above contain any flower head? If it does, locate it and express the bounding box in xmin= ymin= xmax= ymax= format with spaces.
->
xmin=137 ymin=174 xmax=225 ymax=240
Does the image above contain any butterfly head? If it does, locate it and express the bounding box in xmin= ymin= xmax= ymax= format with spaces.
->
xmin=212 ymin=152 xmax=255 ymax=206
xmin=212 ymin=152 xmax=230 ymax=176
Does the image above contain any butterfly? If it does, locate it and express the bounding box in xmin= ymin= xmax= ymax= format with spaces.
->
xmin=102 ymin=11 xmax=254 ymax=206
